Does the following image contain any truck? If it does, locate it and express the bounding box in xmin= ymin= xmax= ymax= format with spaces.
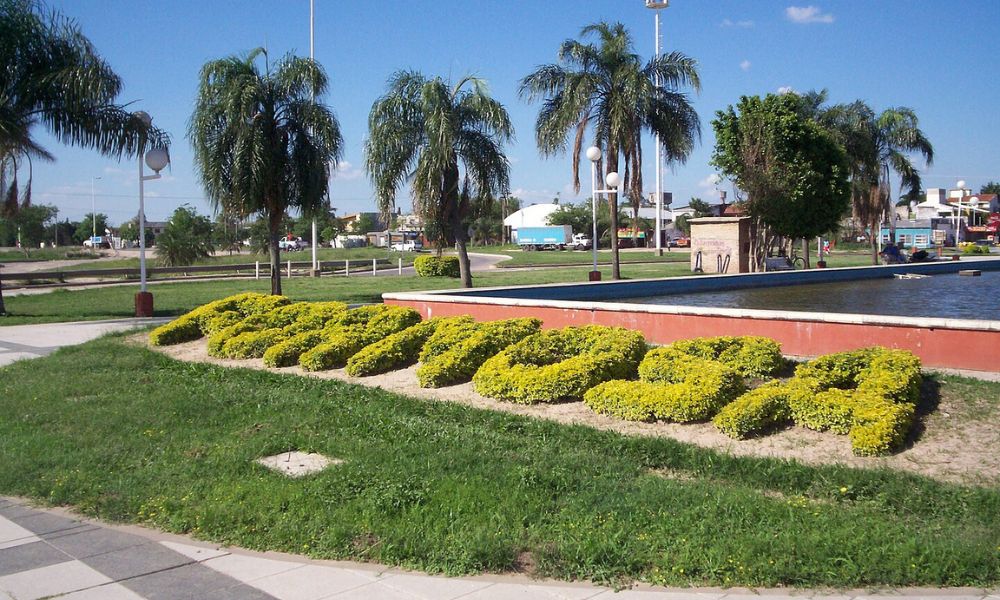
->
xmin=516 ymin=226 xmax=591 ymax=251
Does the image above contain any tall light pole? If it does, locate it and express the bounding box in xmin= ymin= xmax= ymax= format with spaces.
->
xmin=956 ymin=179 xmax=967 ymax=246
xmin=647 ymin=0 xmax=669 ymax=256
xmin=586 ymin=146 xmax=620 ymax=282
xmin=90 ymin=176 xmax=102 ymax=247
xmin=308 ymin=0 xmax=322 ymax=275
xmin=134 ymin=111 xmax=169 ymax=317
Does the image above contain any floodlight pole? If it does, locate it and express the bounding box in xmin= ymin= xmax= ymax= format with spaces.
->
xmin=309 ymin=0 xmax=320 ymax=274
xmin=647 ymin=0 xmax=669 ymax=256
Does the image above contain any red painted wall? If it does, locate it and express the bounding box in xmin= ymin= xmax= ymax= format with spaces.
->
xmin=386 ymin=298 xmax=1000 ymax=373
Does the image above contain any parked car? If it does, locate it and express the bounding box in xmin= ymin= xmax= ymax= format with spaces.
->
xmin=674 ymin=237 xmax=690 ymax=248
xmin=390 ymin=240 xmax=422 ymax=251
xmin=278 ymin=237 xmax=306 ymax=251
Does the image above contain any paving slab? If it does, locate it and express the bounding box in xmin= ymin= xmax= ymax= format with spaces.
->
xmin=203 ymin=552 xmax=306 ymax=582
xmin=376 ymin=572 xmax=494 ymax=599
xmin=56 ymin=582 xmax=146 ymax=599
xmin=0 ymin=540 xmax=71 ymax=577
xmin=0 ymin=560 xmax=111 ymax=600
xmin=83 ymin=542 xmax=194 ymax=580
xmin=11 ymin=511 xmax=88 ymax=536
xmin=160 ymin=540 xmax=230 ymax=562
xmin=457 ymin=581 xmax=604 ymax=600
xmin=44 ymin=526 xmax=149 ymax=559
xmin=121 ymin=562 xmax=272 ymax=600
xmin=244 ymin=564 xmax=378 ymax=600
xmin=0 ymin=515 xmax=39 ymax=548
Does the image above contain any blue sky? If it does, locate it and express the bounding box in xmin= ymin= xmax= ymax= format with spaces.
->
xmin=34 ymin=0 xmax=1000 ymax=225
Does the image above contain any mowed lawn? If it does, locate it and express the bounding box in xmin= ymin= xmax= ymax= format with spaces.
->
xmin=0 ymin=336 xmax=998 ymax=588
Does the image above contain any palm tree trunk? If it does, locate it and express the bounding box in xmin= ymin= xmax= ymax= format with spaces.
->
xmin=456 ymin=237 xmax=472 ymax=288
xmin=268 ymin=216 xmax=282 ymax=296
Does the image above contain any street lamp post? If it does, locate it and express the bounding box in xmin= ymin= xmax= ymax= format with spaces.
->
xmin=586 ymin=145 xmax=621 ymax=282
xmin=955 ymin=180 xmax=967 ymax=246
xmin=134 ymin=111 xmax=169 ymax=317
xmin=90 ymin=176 xmax=101 ymax=248
xmin=646 ymin=0 xmax=669 ymax=256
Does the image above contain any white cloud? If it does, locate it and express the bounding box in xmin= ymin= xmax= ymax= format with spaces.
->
xmin=740 ymin=59 xmax=751 ymax=72
xmin=777 ymin=86 xmax=795 ymax=95
xmin=785 ymin=6 xmax=834 ymax=24
xmin=333 ymin=160 xmax=364 ymax=181
xmin=697 ymin=174 xmax=722 ymax=189
xmin=720 ymin=19 xmax=755 ymax=28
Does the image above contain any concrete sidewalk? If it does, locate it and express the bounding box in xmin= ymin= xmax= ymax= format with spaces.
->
xmin=1 ymin=498 xmax=997 ymax=600
xmin=0 ymin=318 xmax=170 ymax=367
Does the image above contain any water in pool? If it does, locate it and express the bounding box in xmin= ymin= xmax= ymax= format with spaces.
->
xmin=628 ymin=270 xmax=1000 ymax=320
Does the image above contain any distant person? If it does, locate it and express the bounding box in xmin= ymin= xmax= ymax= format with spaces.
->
xmin=880 ymin=242 xmax=902 ymax=264
xmin=909 ymin=247 xmax=930 ymax=263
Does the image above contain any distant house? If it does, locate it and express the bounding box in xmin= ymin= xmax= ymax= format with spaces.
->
xmin=340 ymin=212 xmax=385 ymax=233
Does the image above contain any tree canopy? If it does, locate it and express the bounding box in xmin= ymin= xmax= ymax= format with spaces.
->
xmin=712 ymin=93 xmax=850 ymax=268
xmin=189 ymin=47 xmax=343 ymax=294
xmin=520 ymin=21 xmax=700 ymax=279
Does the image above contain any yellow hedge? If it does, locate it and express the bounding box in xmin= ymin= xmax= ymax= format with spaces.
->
xmin=149 ymin=292 xmax=292 ymax=346
xmin=656 ymin=336 xmax=785 ymax=378
xmin=296 ymin=305 xmax=422 ymax=372
xmin=263 ymin=330 xmax=326 ymax=368
xmin=472 ymin=325 xmax=647 ymax=403
xmin=417 ymin=318 xmax=542 ymax=388
xmin=712 ymin=381 xmax=792 ymax=439
xmin=346 ymin=317 xmax=459 ymax=377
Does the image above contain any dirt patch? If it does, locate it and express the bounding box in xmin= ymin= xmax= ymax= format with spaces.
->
xmin=145 ymin=336 xmax=1000 ymax=486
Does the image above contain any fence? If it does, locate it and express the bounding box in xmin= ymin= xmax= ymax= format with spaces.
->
xmin=2 ymin=258 xmax=408 ymax=285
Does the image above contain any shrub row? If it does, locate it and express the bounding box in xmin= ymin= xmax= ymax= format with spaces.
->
xmin=473 ymin=326 xmax=647 ymax=404
xmin=663 ymin=336 xmax=785 ymax=378
xmin=413 ymin=255 xmax=460 ymax=277
xmin=418 ymin=318 xmax=542 ymax=388
xmin=346 ymin=317 xmax=457 ymax=377
xmin=149 ymin=292 xmax=289 ymax=346
xmin=715 ymin=347 xmax=922 ymax=455
xmin=586 ymin=350 xmax=744 ymax=421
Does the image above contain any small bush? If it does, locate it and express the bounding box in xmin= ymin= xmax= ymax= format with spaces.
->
xmin=472 ymin=325 xmax=647 ymax=403
xmin=296 ymin=305 xmax=423 ymax=372
xmin=346 ymin=318 xmax=456 ymax=377
xmin=418 ymin=317 xmax=477 ymax=362
xmin=419 ymin=318 xmax=542 ymax=388
xmin=414 ymin=255 xmax=460 ymax=277
xmin=713 ymin=381 xmax=793 ymax=439
xmin=201 ymin=310 xmax=243 ymax=336
xmin=665 ymin=336 xmax=785 ymax=378
xmin=149 ymin=292 xmax=289 ymax=346
xmin=263 ymin=331 xmax=326 ymax=368
xmin=207 ymin=322 xmax=261 ymax=356
xmin=149 ymin=316 xmax=202 ymax=346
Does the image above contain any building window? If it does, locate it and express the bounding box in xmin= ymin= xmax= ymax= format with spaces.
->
xmin=914 ymin=234 xmax=928 ymax=247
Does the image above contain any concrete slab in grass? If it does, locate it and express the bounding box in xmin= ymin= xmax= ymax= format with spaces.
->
xmin=255 ymin=451 xmax=342 ymax=477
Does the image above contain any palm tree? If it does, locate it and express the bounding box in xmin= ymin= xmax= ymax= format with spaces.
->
xmin=520 ymin=22 xmax=700 ymax=279
xmin=821 ymin=102 xmax=933 ymax=263
xmin=366 ymin=71 xmax=512 ymax=288
xmin=190 ymin=48 xmax=343 ymax=295
xmin=0 ymin=0 xmax=168 ymax=316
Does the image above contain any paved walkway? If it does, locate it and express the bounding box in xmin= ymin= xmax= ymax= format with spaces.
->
xmin=2 ymin=498 xmax=996 ymax=600
xmin=0 ymin=318 xmax=170 ymax=367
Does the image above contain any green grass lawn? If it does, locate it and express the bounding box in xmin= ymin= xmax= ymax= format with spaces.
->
xmin=53 ymin=247 xmax=417 ymax=272
xmin=0 ymin=262 xmax=691 ymax=325
xmin=0 ymin=247 xmax=98 ymax=262
xmin=0 ymin=335 xmax=997 ymax=588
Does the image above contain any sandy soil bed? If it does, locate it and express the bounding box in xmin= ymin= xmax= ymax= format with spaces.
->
xmin=146 ymin=336 xmax=1000 ymax=486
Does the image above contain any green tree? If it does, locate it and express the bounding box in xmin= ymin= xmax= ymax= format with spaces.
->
xmin=520 ymin=22 xmax=700 ymax=279
xmin=189 ymin=48 xmax=343 ymax=295
xmin=74 ymin=213 xmax=109 ymax=245
xmin=712 ymin=93 xmax=850 ymax=269
xmin=980 ymin=181 xmax=1000 ymax=196
xmin=154 ymin=205 xmax=215 ymax=266
xmin=0 ymin=0 xmax=168 ymax=315
xmin=366 ymin=71 xmax=512 ymax=287
xmin=817 ymin=100 xmax=933 ymax=263
xmin=211 ymin=211 xmax=243 ymax=255
xmin=0 ymin=203 xmax=57 ymax=248
xmin=351 ymin=213 xmax=378 ymax=235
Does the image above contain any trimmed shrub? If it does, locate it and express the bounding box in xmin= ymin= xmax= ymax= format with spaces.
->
xmin=472 ymin=325 xmax=647 ymax=403
xmin=299 ymin=325 xmax=369 ymax=371
xmin=149 ymin=292 xmax=290 ymax=346
xmin=414 ymin=255 xmax=460 ymax=277
xmin=149 ymin=316 xmax=202 ymax=346
xmin=418 ymin=317 xmax=477 ymax=362
xmin=586 ymin=349 xmax=744 ymax=421
xmin=713 ymin=381 xmax=793 ymax=439
xmin=346 ymin=317 xmax=456 ymax=377
xmin=263 ymin=331 xmax=326 ymax=368
xmin=201 ymin=310 xmax=243 ymax=336
xmin=786 ymin=347 xmax=922 ymax=456
xmin=665 ymin=336 xmax=785 ymax=378
xmin=207 ymin=322 xmax=260 ymax=356
xmin=420 ymin=318 xmax=542 ymax=388
xmin=221 ymin=328 xmax=289 ymax=359
xmin=288 ymin=302 xmax=349 ymax=331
